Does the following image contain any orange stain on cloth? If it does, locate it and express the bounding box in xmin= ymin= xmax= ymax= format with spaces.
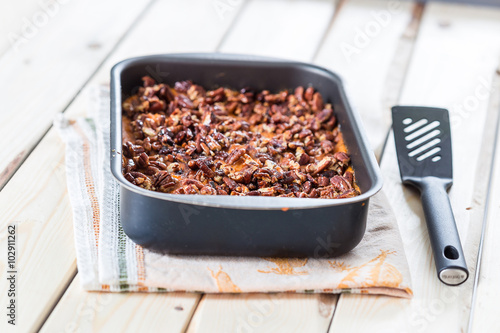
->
xmin=208 ymin=266 xmax=242 ymax=292
xmin=330 ymin=250 xmax=403 ymax=289
xmin=258 ymin=258 xmax=309 ymax=275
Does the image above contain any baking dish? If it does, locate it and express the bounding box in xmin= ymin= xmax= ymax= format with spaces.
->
xmin=110 ymin=53 xmax=382 ymax=258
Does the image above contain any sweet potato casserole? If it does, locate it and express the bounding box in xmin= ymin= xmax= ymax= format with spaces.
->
xmin=121 ymin=76 xmax=360 ymax=199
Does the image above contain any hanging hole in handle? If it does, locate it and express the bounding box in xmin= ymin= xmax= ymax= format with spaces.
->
xmin=444 ymin=246 xmax=459 ymax=260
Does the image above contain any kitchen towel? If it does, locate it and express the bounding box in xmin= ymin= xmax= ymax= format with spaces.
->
xmin=55 ymin=86 xmax=413 ymax=298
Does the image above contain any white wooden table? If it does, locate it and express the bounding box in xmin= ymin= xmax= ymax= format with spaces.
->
xmin=1 ymin=0 xmax=500 ymax=332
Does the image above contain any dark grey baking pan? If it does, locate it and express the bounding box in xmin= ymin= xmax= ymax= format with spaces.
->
xmin=110 ymin=53 xmax=382 ymax=258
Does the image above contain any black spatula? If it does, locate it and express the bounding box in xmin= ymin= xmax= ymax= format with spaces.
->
xmin=392 ymin=106 xmax=468 ymax=286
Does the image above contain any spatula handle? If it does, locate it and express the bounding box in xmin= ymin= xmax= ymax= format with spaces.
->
xmin=418 ymin=177 xmax=468 ymax=286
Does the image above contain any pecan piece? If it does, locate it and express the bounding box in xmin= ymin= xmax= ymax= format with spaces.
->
xmin=302 ymin=181 xmax=312 ymax=194
xmin=123 ymin=141 xmax=145 ymax=158
xmin=246 ymin=190 xmax=260 ymax=196
xmin=294 ymin=86 xmax=304 ymax=101
xmin=182 ymin=179 xmax=204 ymax=189
xmin=200 ymin=186 xmax=217 ymax=195
xmin=153 ymin=171 xmax=175 ymax=189
xmin=334 ymin=152 xmax=350 ymax=164
xmin=145 ymin=165 xmax=160 ymax=176
xmin=288 ymin=141 xmax=304 ymax=149
xmin=311 ymin=92 xmax=324 ymax=111
xmin=304 ymin=87 xmax=314 ymax=101
xmin=174 ymin=81 xmax=192 ymax=93
xmin=200 ymin=142 xmax=211 ymax=156
xmin=309 ymin=189 xmax=320 ymax=198
xmin=223 ymin=176 xmax=239 ymax=191
xmin=226 ymin=147 xmax=246 ymax=165
xmin=142 ymin=76 xmax=155 ymax=87
xmin=207 ymin=87 xmax=225 ymax=102
xmin=330 ymin=175 xmax=352 ymax=192
xmin=195 ymin=133 xmax=203 ymax=153
xmin=137 ymin=152 xmax=149 ymax=168
xmin=196 ymin=159 xmax=215 ymax=178
xmin=313 ymin=157 xmax=333 ymax=175
xmin=320 ymin=140 xmax=334 ymax=154
xmin=298 ymin=153 xmax=310 ymax=166
xmin=344 ymin=171 xmax=354 ymax=185
xmin=298 ymin=129 xmax=312 ymax=139
xmin=149 ymin=99 xmax=166 ymax=112
xmin=317 ymin=176 xmax=330 ymax=187
xmin=125 ymin=171 xmax=147 ymax=185
xmin=258 ymin=187 xmax=276 ymax=196
xmin=176 ymin=95 xmax=194 ymax=109
xmin=337 ymin=188 xmax=357 ymax=198
xmin=206 ymin=135 xmax=222 ymax=151
xmin=316 ymin=108 xmax=332 ymax=123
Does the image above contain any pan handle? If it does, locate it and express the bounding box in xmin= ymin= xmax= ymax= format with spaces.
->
xmin=416 ymin=176 xmax=469 ymax=286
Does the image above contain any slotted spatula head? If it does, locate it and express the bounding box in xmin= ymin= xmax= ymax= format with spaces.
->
xmin=392 ymin=106 xmax=453 ymax=186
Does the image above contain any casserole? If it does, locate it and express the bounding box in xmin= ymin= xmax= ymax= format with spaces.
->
xmin=110 ymin=53 xmax=382 ymax=257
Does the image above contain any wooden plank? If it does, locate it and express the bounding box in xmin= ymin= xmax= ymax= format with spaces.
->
xmin=76 ymin=0 xmax=246 ymax=85
xmin=219 ymin=0 xmax=336 ymax=62
xmin=0 ymin=122 xmax=78 ymax=333
xmin=15 ymin=0 xmax=242 ymax=331
xmin=468 ymin=65 xmax=500 ymax=333
xmin=187 ymin=294 xmax=338 ymax=333
xmin=314 ymin=0 xmax=422 ymax=156
xmin=0 ymin=0 xmax=41 ymax=55
xmin=329 ymin=3 xmax=500 ymax=332
xmin=39 ymin=275 xmax=201 ymax=333
xmin=0 ymin=0 xmax=152 ymax=189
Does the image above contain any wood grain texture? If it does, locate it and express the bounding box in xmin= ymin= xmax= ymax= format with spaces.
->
xmin=219 ymin=0 xmax=336 ymax=61
xmin=314 ymin=0 xmax=421 ymax=156
xmin=39 ymin=276 xmax=201 ymax=333
xmin=0 ymin=0 xmax=152 ymax=189
xmin=187 ymin=293 xmax=338 ymax=333
xmin=329 ymin=3 xmax=500 ymax=332
xmin=469 ymin=65 xmax=500 ymax=333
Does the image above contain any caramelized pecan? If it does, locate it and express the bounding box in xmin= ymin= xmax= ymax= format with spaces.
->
xmin=330 ymin=175 xmax=352 ymax=192
xmin=226 ymin=147 xmax=246 ymax=165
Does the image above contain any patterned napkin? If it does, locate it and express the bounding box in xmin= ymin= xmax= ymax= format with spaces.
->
xmin=55 ymin=87 xmax=413 ymax=298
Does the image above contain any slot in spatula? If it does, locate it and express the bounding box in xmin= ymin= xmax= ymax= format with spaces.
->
xmin=392 ymin=106 xmax=468 ymax=286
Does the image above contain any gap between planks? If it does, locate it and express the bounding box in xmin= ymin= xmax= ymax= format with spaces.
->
xmin=310 ymin=0 xmax=348 ymax=62
xmin=377 ymin=2 xmax=425 ymax=162
xmin=214 ymin=0 xmax=249 ymax=52
xmin=0 ymin=0 xmax=157 ymax=191
xmin=34 ymin=269 xmax=78 ymax=332
xmin=467 ymin=61 xmax=500 ymax=333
